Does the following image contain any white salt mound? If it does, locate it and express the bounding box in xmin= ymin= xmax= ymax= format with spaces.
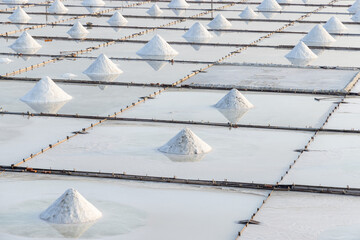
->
xmin=159 ymin=128 xmax=212 ymax=155
xmin=40 ymin=188 xmax=102 ymax=224
xmin=168 ymin=0 xmax=189 ymax=8
xmin=83 ymin=54 xmax=123 ymax=77
xmin=301 ymin=24 xmax=336 ymax=46
xmin=147 ymin=4 xmax=163 ymax=16
xmin=239 ymin=6 xmax=258 ymax=19
xmin=21 ymin=76 xmax=72 ymax=103
xmin=48 ymin=0 xmax=68 ymax=14
xmin=107 ymin=11 xmax=128 ymax=26
xmin=136 ymin=35 xmax=178 ymax=57
xmin=0 ymin=58 xmax=12 ymax=64
xmin=215 ymin=89 xmax=254 ymax=110
xmin=352 ymin=11 xmax=360 ymax=22
xmin=10 ymin=32 xmax=42 ymax=53
xmin=8 ymin=7 xmax=31 ymax=22
xmin=348 ymin=0 xmax=360 ymax=13
xmin=207 ymin=14 xmax=232 ymax=29
xmin=82 ymin=0 xmax=105 ymax=6
xmin=323 ymin=16 xmax=347 ymax=33
xmin=67 ymin=21 xmax=89 ymax=38
xmin=183 ymin=22 xmax=213 ymax=41
xmin=257 ymin=0 xmax=282 ymax=11
xmin=285 ymin=41 xmax=317 ymax=60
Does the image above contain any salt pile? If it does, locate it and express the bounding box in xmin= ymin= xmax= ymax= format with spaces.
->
xmin=107 ymin=11 xmax=128 ymax=26
xmin=348 ymin=0 xmax=360 ymax=13
xmin=323 ymin=16 xmax=347 ymax=33
xmin=168 ymin=0 xmax=189 ymax=8
xmin=48 ymin=0 xmax=68 ymax=14
xmin=301 ymin=24 xmax=336 ymax=46
xmin=183 ymin=22 xmax=213 ymax=42
xmin=257 ymin=0 xmax=282 ymax=11
xmin=0 ymin=58 xmax=12 ymax=64
xmin=158 ymin=128 xmax=212 ymax=155
xmin=285 ymin=41 xmax=317 ymax=66
xmin=352 ymin=11 xmax=360 ymax=22
xmin=8 ymin=7 xmax=31 ymax=23
xmin=21 ymin=76 xmax=72 ymax=103
xmin=40 ymin=188 xmax=102 ymax=224
xmin=10 ymin=32 xmax=42 ymax=54
xmin=67 ymin=21 xmax=89 ymax=39
xmin=83 ymin=54 xmax=123 ymax=81
xmin=239 ymin=6 xmax=258 ymax=19
xmin=136 ymin=35 xmax=178 ymax=57
xmin=82 ymin=0 xmax=105 ymax=6
xmin=147 ymin=4 xmax=163 ymax=16
xmin=215 ymin=89 xmax=254 ymax=110
xmin=207 ymin=14 xmax=232 ymax=30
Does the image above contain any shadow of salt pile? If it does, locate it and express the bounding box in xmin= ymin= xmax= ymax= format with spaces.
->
xmin=50 ymin=222 xmax=95 ymax=238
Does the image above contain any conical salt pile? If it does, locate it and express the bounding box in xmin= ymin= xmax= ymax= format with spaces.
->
xmin=285 ymin=41 xmax=317 ymax=61
xmin=323 ymin=16 xmax=347 ymax=33
xmin=168 ymin=0 xmax=189 ymax=8
xmin=239 ymin=6 xmax=258 ymax=19
xmin=215 ymin=89 xmax=254 ymax=110
xmin=257 ymin=0 xmax=282 ymax=11
xmin=136 ymin=35 xmax=178 ymax=57
xmin=21 ymin=76 xmax=72 ymax=103
xmin=348 ymin=0 xmax=360 ymax=13
xmin=82 ymin=0 xmax=105 ymax=6
xmin=207 ymin=14 xmax=232 ymax=30
xmin=301 ymin=24 xmax=336 ymax=46
xmin=67 ymin=21 xmax=89 ymax=38
xmin=10 ymin=32 xmax=42 ymax=54
xmin=107 ymin=11 xmax=128 ymax=26
xmin=8 ymin=7 xmax=31 ymax=23
xmin=40 ymin=188 xmax=102 ymax=224
xmin=183 ymin=22 xmax=213 ymax=41
xmin=48 ymin=0 xmax=68 ymax=14
xmin=352 ymin=11 xmax=360 ymax=22
xmin=147 ymin=4 xmax=163 ymax=16
xmin=159 ymin=128 xmax=212 ymax=155
xmin=83 ymin=54 xmax=123 ymax=81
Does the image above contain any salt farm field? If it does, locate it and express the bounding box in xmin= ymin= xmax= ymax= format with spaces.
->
xmin=1 ymin=0 xmax=360 ymax=239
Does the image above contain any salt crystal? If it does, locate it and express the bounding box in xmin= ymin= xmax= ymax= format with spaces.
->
xmin=137 ymin=35 xmax=178 ymax=57
xmin=40 ymin=188 xmax=102 ymax=224
xmin=67 ymin=21 xmax=89 ymax=39
xmin=301 ymin=24 xmax=335 ymax=46
xmin=147 ymin=4 xmax=163 ymax=16
xmin=183 ymin=22 xmax=213 ymax=42
xmin=239 ymin=6 xmax=258 ymax=19
xmin=107 ymin=11 xmax=128 ymax=26
xmin=48 ymin=0 xmax=68 ymax=14
xmin=159 ymin=128 xmax=212 ymax=155
xmin=20 ymin=76 xmax=72 ymax=103
xmin=257 ymin=0 xmax=282 ymax=11
xmin=207 ymin=14 xmax=232 ymax=30
xmin=8 ymin=7 xmax=31 ymax=23
xmin=323 ymin=16 xmax=347 ymax=33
